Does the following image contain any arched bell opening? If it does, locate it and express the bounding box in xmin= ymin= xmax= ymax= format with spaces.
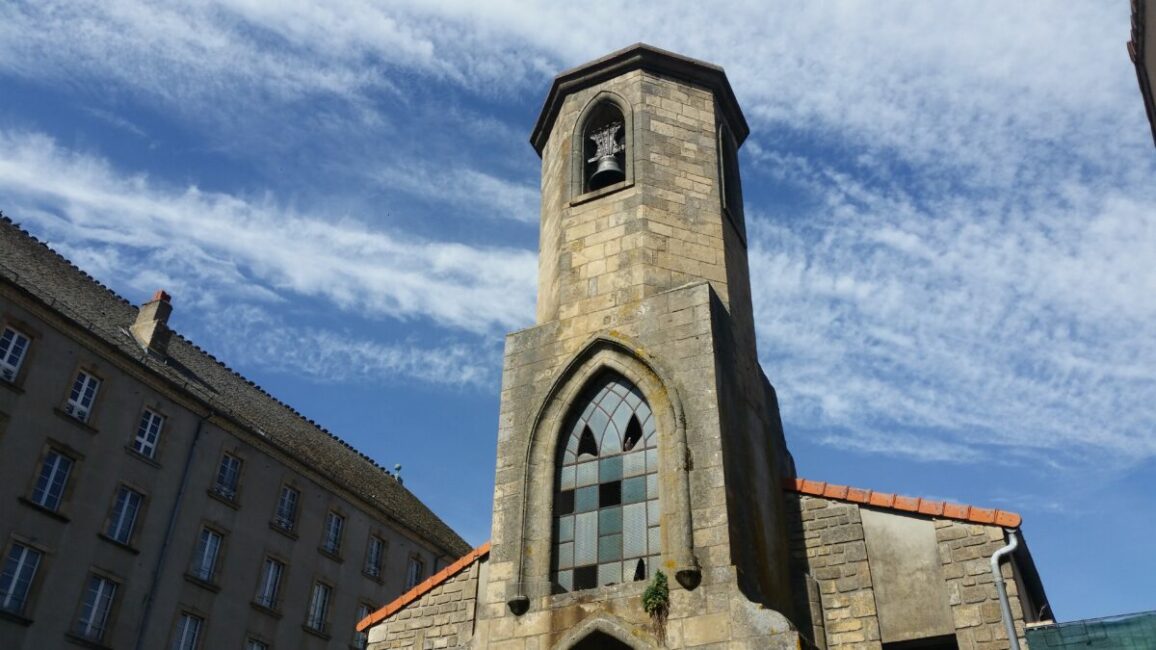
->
xmin=582 ymin=102 xmax=627 ymax=191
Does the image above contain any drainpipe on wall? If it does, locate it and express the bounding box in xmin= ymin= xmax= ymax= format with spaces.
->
xmin=132 ymin=411 xmax=212 ymax=650
xmin=990 ymin=528 xmax=1021 ymax=650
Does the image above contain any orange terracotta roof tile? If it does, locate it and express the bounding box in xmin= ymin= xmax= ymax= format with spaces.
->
xmin=823 ymin=483 xmax=849 ymax=500
xmin=892 ymin=495 xmax=920 ymax=512
xmin=917 ymin=500 xmax=945 ymax=516
xmin=785 ymin=477 xmax=1022 ymax=528
xmin=356 ymin=541 xmax=491 ymax=633
xmin=943 ymin=502 xmax=970 ymax=520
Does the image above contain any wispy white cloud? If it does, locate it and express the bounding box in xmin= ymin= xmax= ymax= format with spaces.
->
xmin=2 ymin=0 xmax=1152 ymax=473
xmin=1 ymin=2 xmax=1140 ymax=168
xmin=747 ymin=147 xmax=1156 ymax=467
xmin=0 ymin=130 xmax=537 ymax=334
xmin=203 ymin=304 xmax=498 ymax=387
xmin=371 ymin=164 xmax=539 ymax=224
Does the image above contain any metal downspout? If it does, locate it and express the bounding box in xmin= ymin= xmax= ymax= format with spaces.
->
xmin=990 ymin=528 xmax=1021 ymax=650
xmin=132 ymin=411 xmax=211 ymax=650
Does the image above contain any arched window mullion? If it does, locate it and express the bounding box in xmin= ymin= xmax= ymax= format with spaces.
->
xmin=553 ymin=374 xmax=660 ymax=594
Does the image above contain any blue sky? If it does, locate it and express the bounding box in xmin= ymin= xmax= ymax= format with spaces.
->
xmin=1 ymin=1 xmax=1153 ymax=622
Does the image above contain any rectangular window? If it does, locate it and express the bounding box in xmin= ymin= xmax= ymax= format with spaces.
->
xmin=30 ymin=448 xmax=74 ymax=511
xmin=171 ymin=612 xmax=203 ymax=650
xmin=105 ymin=486 xmax=144 ymax=545
xmin=405 ymin=555 xmax=424 ymax=590
xmin=246 ymin=640 xmax=268 ymax=650
xmin=212 ymin=453 xmax=241 ymax=500
xmin=132 ymin=409 xmax=165 ymax=458
xmin=353 ymin=603 xmax=372 ymax=649
xmin=305 ymin=582 xmax=331 ymax=632
xmin=364 ymin=536 xmax=385 ymax=578
xmin=0 ymin=543 xmax=42 ymax=615
xmin=190 ymin=527 xmax=222 ymax=582
xmin=321 ymin=512 xmax=344 ymax=555
xmin=65 ymin=370 xmax=100 ymax=422
xmin=273 ymin=485 xmax=299 ymax=532
xmin=0 ymin=326 xmax=30 ymax=382
xmin=74 ymin=574 xmax=118 ymax=642
xmin=254 ymin=557 xmax=284 ymax=609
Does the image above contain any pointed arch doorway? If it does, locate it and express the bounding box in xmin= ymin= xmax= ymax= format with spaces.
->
xmin=571 ymin=630 xmax=633 ymax=649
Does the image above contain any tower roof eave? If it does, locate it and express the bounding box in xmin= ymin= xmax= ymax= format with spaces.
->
xmin=530 ymin=43 xmax=750 ymax=156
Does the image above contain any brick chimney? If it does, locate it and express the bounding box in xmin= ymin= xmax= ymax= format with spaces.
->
xmin=131 ymin=289 xmax=173 ymax=355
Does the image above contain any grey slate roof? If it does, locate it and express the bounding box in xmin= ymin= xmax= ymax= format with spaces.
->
xmin=0 ymin=214 xmax=471 ymax=558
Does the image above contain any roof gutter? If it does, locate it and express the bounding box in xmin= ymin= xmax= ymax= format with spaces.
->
xmin=990 ymin=529 xmax=1022 ymax=650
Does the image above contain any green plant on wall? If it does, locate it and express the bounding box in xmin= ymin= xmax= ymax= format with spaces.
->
xmin=642 ymin=570 xmax=670 ymax=644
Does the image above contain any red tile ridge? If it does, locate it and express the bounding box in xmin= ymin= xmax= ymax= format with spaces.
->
xmin=785 ymin=477 xmax=1021 ymax=528
xmin=822 ymin=483 xmax=849 ymax=500
xmin=356 ymin=541 xmax=491 ymax=632
xmin=868 ymin=491 xmax=895 ymax=508
xmin=892 ymin=495 xmax=920 ymax=512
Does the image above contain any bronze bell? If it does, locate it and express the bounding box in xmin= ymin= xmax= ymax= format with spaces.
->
xmin=588 ymin=155 xmax=625 ymax=190
xmin=587 ymin=121 xmax=625 ymax=191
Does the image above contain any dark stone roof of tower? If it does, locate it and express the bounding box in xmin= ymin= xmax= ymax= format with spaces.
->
xmin=530 ymin=43 xmax=750 ymax=155
xmin=0 ymin=215 xmax=471 ymax=558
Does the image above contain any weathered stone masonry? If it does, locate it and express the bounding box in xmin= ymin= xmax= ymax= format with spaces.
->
xmin=788 ymin=490 xmax=1035 ymax=650
xmin=360 ymin=43 xmax=1053 ymax=650
xmin=364 ymin=545 xmax=489 ymax=649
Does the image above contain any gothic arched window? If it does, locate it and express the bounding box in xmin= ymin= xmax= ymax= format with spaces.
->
xmin=582 ymin=102 xmax=627 ymax=193
xmin=553 ymin=374 xmax=659 ymax=593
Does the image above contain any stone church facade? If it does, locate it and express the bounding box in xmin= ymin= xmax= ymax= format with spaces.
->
xmin=359 ymin=44 xmax=1052 ymax=650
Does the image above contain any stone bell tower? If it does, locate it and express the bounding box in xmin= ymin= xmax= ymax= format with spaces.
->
xmin=477 ymin=44 xmax=800 ymax=649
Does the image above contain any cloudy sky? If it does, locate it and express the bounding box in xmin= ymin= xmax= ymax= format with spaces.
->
xmin=2 ymin=0 xmax=1153 ymax=621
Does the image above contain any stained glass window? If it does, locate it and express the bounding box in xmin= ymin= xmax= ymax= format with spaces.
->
xmin=553 ymin=374 xmax=660 ymax=593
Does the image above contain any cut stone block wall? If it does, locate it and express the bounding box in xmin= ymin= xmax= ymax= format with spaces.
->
xmin=936 ymin=521 xmax=1029 ymax=649
xmin=789 ymin=494 xmax=1032 ymax=650
xmin=367 ymin=558 xmax=484 ymax=650
xmin=788 ymin=496 xmax=881 ymax=649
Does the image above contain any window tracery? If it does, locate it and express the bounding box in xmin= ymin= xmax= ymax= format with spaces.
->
xmin=553 ymin=374 xmax=660 ymax=593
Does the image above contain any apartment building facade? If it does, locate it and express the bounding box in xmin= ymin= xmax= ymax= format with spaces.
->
xmin=0 ymin=215 xmax=470 ymax=649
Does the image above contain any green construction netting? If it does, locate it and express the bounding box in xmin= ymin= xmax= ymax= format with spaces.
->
xmin=1026 ymin=610 xmax=1156 ymax=649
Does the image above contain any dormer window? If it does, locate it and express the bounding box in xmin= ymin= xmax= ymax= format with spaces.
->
xmin=581 ymin=102 xmax=627 ymax=193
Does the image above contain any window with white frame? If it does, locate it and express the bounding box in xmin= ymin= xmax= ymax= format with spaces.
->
xmin=273 ymin=485 xmax=299 ymax=532
xmin=132 ymin=409 xmax=164 ymax=459
xmin=74 ymin=574 xmax=118 ymax=642
xmin=170 ymin=612 xmax=203 ymax=650
xmin=364 ymin=535 xmax=385 ymax=578
xmin=64 ymin=370 xmax=100 ymax=422
xmin=353 ymin=603 xmax=372 ymax=649
xmin=211 ymin=453 xmax=241 ymax=500
xmin=189 ymin=527 xmax=222 ymax=582
xmin=405 ymin=555 xmax=424 ymax=590
xmin=0 ymin=326 xmax=30 ymax=382
xmin=305 ymin=581 xmax=331 ymax=633
xmin=321 ymin=511 xmax=344 ymax=555
xmin=30 ymin=448 xmax=74 ymax=512
xmin=254 ymin=557 xmax=284 ymax=609
xmin=0 ymin=543 xmax=42 ymax=615
xmin=245 ymin=639 xmax=268 ymax=650
xmin=105 ymin=486 xmax=144 ymax=545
